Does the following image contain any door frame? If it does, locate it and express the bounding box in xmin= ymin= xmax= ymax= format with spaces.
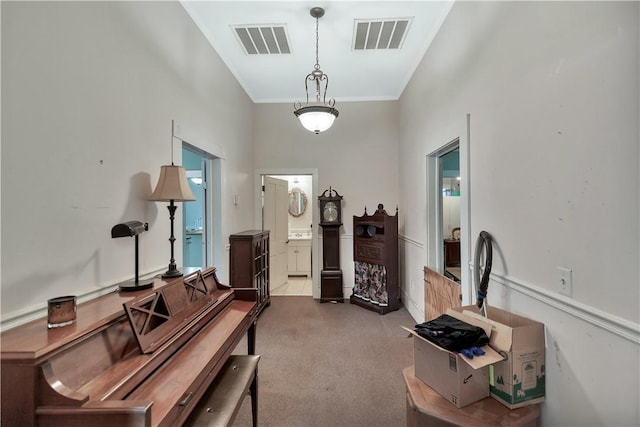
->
xmin=255 ymin=168 xmax=319 ymax=298
xmin=182 ymin=142 xmax=223 ymax=272
xmin=425 ymin=114 xmax=472 ymax=305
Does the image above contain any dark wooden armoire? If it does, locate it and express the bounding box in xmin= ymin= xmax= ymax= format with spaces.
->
xmin=351 ymin=204 xmax=399 ymax=314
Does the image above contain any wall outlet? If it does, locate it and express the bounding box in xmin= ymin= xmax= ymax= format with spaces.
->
xmin=557 ymin=267 xmax=573 ymax=297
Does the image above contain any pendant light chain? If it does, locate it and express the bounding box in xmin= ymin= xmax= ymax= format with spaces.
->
xmin=314 ymin=15 xmax=320 ymax=70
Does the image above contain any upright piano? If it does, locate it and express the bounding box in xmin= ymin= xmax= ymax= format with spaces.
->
xmin=1 ymin=267 xmax=258 ymax=427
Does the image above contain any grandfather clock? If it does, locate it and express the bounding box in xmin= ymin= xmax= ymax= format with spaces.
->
xmin=319 ymin=187 xmax=344 ymax=303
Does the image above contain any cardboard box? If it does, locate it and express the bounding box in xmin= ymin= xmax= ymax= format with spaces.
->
xmin=403 ymin=313 xmax=503 ymax=408
xmin=449 ymin=305 xmax=546 ymax=409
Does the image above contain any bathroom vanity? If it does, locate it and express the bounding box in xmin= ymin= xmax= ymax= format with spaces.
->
xmin=288 ymin=238 xmax=311 ymax=277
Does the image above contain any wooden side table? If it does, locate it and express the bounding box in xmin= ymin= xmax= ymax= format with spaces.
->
xmin=403 ymin=367 xmax=540 ymax=427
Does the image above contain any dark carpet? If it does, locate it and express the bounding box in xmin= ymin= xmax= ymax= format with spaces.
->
xmin=232 ymin=296 xmax=416 ymax=427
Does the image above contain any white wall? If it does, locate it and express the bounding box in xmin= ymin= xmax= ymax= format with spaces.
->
xmin=1 ymin=1 xmax=255 ymax=327
xmin=254 ymin=101 xmax=399 ymax=296
xmin=399 ymin=2 xmax=639 ymax=426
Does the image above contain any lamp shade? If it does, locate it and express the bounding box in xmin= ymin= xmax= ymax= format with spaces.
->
xmin=295 ymin=106 xmax=339 ymax=134
xmin=149 ymin=164 xmax=196 ymax=202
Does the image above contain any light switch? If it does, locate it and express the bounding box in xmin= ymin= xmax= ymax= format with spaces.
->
xmin=557 ymin=267 xmax=573 ymax=297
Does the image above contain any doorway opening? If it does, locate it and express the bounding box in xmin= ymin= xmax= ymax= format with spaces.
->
xmin=427 ymin=139 xmax=460 ymax=275
xmin=426 ymin=114 xmax=471 ymax=304
xmin=255 ymin=169 xmax=319 ymax=298
xmin=441 ymin=148 xmax=461 ymax=282
xmin=181 ymin=144 xmax=222 ymax=272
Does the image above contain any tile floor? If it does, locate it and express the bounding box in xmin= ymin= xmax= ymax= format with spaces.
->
xmin=271 ymin=276 xmax=312 ymax=296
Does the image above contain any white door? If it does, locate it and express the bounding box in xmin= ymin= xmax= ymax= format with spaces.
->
xmin=263 ymin=176 xmax=288 ymax=290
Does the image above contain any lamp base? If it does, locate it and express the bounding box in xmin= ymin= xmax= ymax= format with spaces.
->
xmin=161 ymin=268 xmax=183 ymax=279
xmin=118 ymin=279 xmax=154 ymax=292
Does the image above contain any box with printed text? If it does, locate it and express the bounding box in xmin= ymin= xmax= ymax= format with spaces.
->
xmin=403 ymin=310 xmax=504 ymax=408
xmin=449 ymin=305 xmax=546 ymax=409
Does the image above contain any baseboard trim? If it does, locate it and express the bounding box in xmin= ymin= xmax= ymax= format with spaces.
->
xmin=483 ymin=266 xmax=640 ymax=345
xmin=401 ymin=288 xmax=424 ymax=322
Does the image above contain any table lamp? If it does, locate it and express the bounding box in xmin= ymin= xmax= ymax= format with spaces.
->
xmin=111 ymin=220 xmax=154 ymax=291
xmin=149 ymin=163 xmax=196 ymax=278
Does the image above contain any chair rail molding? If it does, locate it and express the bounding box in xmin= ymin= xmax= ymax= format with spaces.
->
xmin=469 ymin=264 xmax=640 ymax=345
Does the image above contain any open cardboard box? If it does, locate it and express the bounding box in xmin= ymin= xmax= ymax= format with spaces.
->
xmin=449 ymin=305 xmax=545 ymax=409
xmin=403 ymin=309 xmax=504 ymax=408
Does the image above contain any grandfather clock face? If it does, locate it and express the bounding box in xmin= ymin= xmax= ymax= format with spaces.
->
xmin=323 ymin=201 xmax=339 ymax=223
xmin=319 ymin=196 xmax=342 ymax=226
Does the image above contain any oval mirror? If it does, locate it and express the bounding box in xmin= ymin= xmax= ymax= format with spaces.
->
xmin=288 ymin=188 xmax=307 ymax=217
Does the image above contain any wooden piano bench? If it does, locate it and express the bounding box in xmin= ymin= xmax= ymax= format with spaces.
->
xmin=185 ymin=355 xmax=261 ymax=427
xmin=403 ymin=367 xmax=540 ymax=427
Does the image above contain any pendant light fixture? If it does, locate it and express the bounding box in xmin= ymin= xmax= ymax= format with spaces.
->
xmin=293 ymin=7 xmax=339 ymax=134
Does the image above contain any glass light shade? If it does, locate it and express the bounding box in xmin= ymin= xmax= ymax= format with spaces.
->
xmin=149 ymin=164 xmax=196 ymax=202
xmin=295 ymin=106 xmax=339 ymax=134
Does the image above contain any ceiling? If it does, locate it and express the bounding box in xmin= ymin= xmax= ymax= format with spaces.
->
xmin=181 ymin=1 xmax=454 ymax=104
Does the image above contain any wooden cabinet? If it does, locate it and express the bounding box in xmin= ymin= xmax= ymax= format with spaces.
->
xmin=351 ymin=204 xmax=399 ymax=314
xmin=444 ymin=239 xmax=460 ymax=267
xmin=443 ymin=238 xmax=461 ymax=282
xmin=288 ymin=239 xmax=311 ymax=276
xmin=229 ymin=230 xmax=270 ymax=314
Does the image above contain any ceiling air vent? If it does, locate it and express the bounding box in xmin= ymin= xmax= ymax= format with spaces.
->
xmin=353 ymin=18 xmax=412 ymax=50
xmin=232 ymin=25 xmax=291 ymax=55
